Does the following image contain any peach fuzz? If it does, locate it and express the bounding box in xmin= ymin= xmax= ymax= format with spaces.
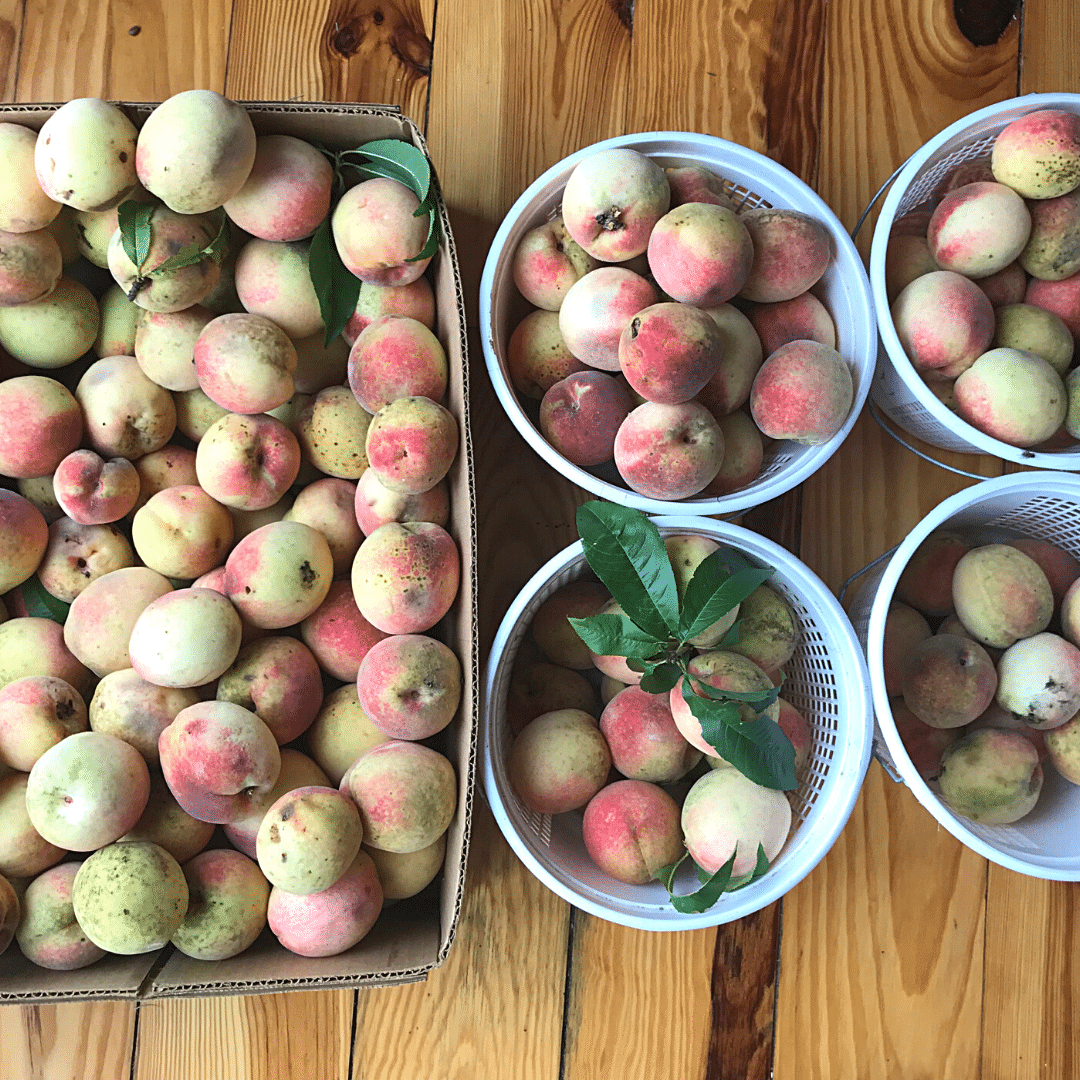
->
xmin=366 ymin=396 xmax=458 ymax=495
xmin=351 ymin=521 xmax=459 ymax=635
xmin=0 ymin=488 xmax=48 ymax=593
xmin=739 ymin=208 xmax=832 ymax=303
xmin=0 ymin=772 xmax=65 ymax=878
xmin=174 ymin=387 xmax=229 ymax=442
xmin=354 ymin=469 xmax=449 ymax=537
xmin=560 ymin=148 xmax=670 ymax=262
xmin=895 ymin=531 xmax=970 ymax=617
xmin=938 ymin=729 xmax=1042 ymax=825
xmin=882 ymin=602 xmax=932 ymax=697
xmin=300 ymin=580 xmax=388 ymax=682
xmin=343 ymin=740 xmax=456 ymax=853
xmin=696 ymin=304 xmax=764 ymax=416
xmin=74 ymin=356 xmax=176 ymax=459
xmin=539 ymin=370 xmax=632 ymax=468
xmin=901 ymin=634 xmax=997 ymax=729
xmin=1019 ymin=189 xmax=1080 ymax=281
xmin=614 ymin=400 xmax=724 ymax=500
xmin=891 ymin=699 xmax=958 ymax=781
xmin=993 ymin=303 xmax=1074 ymax=376
xmin=0 ymin=676 xmax=87 ymax=771
xmin=1008 ymin=538 xmax=1080 ymax=606
xmin=557 ymin=266 xmax=657 ymax=371
xmin=159 ymin=700 xmax=281 ymax=825
xmin=132 ymin=485 xmax=233 ymax=579
xmin=133 ymin=305 xmax=214 ymax=393
xmin=992 ymin=108 xmax=1080 ymax=199
xmin=885 ymin=234 xmax=939 ymax=302
xmin=582 ymin=780 xmax=684 ymax=885
xmin=702 ymin=411 xmax=764 ymax=496
xmin=681 ymin=767 xmax=791 ymax=877
xmin=0 ymin=618 xmax=92 ymax=698
xmin=506 ymin=661 xmax=598 ymax=735
xmin=531 ymin=580 xmax=610 ymax=670
xmin=0 ymin=122 xmax=61 ymax=233
xmin=225 ymin=519 xmax=334 ymax=630
xmin=978 ymin=262 xmax=1028 ymax=308
xmin=647 ymin=203 xmax=753 ymax=307
xmin=343 ymin=277 xmax=436 ymax=346
xmin=1026 ymin=272 xmax=1080 ymax=340
xmin=267 ymin=850 xmax=383 ymax=957
xmin=234 ymin=239 xmax=323 ymax=340
xmin=513 ymin=216 xmax=600 ymax=311
xmin=15 ymin=862 xmax=105 ymax=970
xmin=296 ymin=384 xmax=372 ymax=481
xmin=331 ymin=176 xmax=432 ymax=287
xmin=223 ymin=134 xmax=333 ymax=242
xmin=750 ymin=339 xmax=853 ymax=446
xmin=132 ymin=445 xmax=199 ymax=513
xmin=0 ymin=227 xmax=62 ymax=307
xmin=599 ymin=684 xmax=700 ymax=783
xmin=507 ymin=708 xmax=610 ymax=816
xmin=665 ymin=165 xmax=735 ymax=209
xmin=0 ymin=277 xmax=98 ymax=369
xmin=284 ymin=477 xmax=362 ymax=577
xmin=194 ymin=312 xmax=297 ymax=414
xmin=53 ymin=450 xmax=140 ymax=526
xmin=745 ymin=293 xmax=837 ymax=357
xmin=196 ymin=412 xmax=301 ymax=511
xmin=348 ymin=315 xmax=448 ymax=414
xmin=307 ymin=684 xmax=391 ymax=786
xmin=952 ymin=543 xmax=1053 ymax=649
xmin=89 ymin=669 xmax=200 ymax=765
xmin=216 ymin=637 xmax=324 ymax=744
xmin=928 ymin=182 xmax=1032 ymax=278
xmin=996 ymin=632 xmax=1080 ymax=730
xmin=507 ymin=309 xmax=587 ymax=400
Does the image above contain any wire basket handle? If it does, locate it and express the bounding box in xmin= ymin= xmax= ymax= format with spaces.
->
xmin=850 ymin=160 xmax=909 ymax=240
xmin=867 ymin=399 xmax=992 ymax=481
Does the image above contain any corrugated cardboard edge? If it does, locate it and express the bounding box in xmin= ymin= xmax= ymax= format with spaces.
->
xmin=0 ymin=101 xmax=478 ymax=1000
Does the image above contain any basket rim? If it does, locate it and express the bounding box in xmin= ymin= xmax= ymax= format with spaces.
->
xmin=865 ymin=471 xmax=1080 ymax=879
xmin=479 ymin=130 xmax=878 ymax=517
xmin=869 ymin=92 xmax=1080 ymax=470
xmin=481 ymin=514 xmax=874 ymax=929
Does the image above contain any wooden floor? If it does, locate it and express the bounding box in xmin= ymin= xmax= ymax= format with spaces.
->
xmin=1 ymin=0 xmax=1079 ymax=1077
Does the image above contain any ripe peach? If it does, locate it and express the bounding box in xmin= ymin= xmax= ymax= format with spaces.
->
xmin=131 ymin=486 xmax=233 ymax=578
xmin=364 ymin=835 xmax=445 ymax=901
xmin=744 ymin=292 xmax=837 ymax=356
xmin=292 ymin=332 xmax=350 ymax=393
xmin=665 ymin=165 xmax=735 ymax=209
xmin=558 ymin=267 xmax=657 ymax=371
xmin=353 ymin=470 xmax=449 ymax=537
xmin=539 ymin=370 xmax=632 ymax=467
xmin=234 ymin=239 xmax=322 ymax=339
xmin=664 ymin=534 xmax=738 ymax=647
xmin=0 ymin=376 xmax=81 ymax=479
xmin=1063 ymin=579 xmax=1080 ymax=648
xmin=512 ymin=216 xmax=599 ymax=310
xmin=507 ymin=309 xmax=586 ymax=400
xmin=90 ymin=669 xmax=200 ymax=765
xmin=977 ymin=262 xmax=1028 ymax=308
xmin=223 ymin=134 xmax=333 ymax=242
xmin=216 ymin=637 xmax=324 ymax=744
xmin=614 ymin=400 xmax=724 ymax=500
xmin=0 ymin=618 xmax=90 ymax=699
xmin=882 ymin=602 xmax=932 ymax=696
xmin=928 ymin=182 xmax=1032 ymax=278
xmin=750 ymin=339 xmax=853 ymax=445
xmin=696 ymin=304 xmax=765 ymax=416
xmin=131 ymin=445 xmax=199 ymax=513
xmin=938 ymin=729 xmax=1042 ymax=824
xmin=0 ymin=277 xmax=99 ymax=368
xmin=561 ymin=148 xmax=670 ymax=262
xmin=1007 ymin=538 xmax=1080 ymax=607
xmin=75 ymin=355 xmax=176 ymax=458
xmin=296 ymin=384 xmax=372 ymax=480
xmin=1019 ymin=189 xmax=1080 ymax=281
xmin=599 ymin=684 xmax=700 ymax=783
xmin=0 ymin=676 xmax=87 ymax=772
xmin=506 ymin=661 xmax=599 ymax=735
xmin=531 ymin=581 xmax=610 ymax=669
xmin=702 ymin=411 xmax=764 ymax=495
xmin=282 ymin=478 xmax=361 ymax=576
xmin=194 ymin=312 xmax=297 ymax=413
xmin=0 ymin=772 xmax=65 ymax=878
xmin=952 ymin=543 xmax=1053 ymax=649
xmin=174 ymin=387 xmax=229 ymax=441
xmin=95 ymin=283 xmax=141 ymax=357
xmin=0 ymin=227 xmax=62 ymax=307
xmin=1045 ymin=710 xmax=1080 ymax=782
xmin=342 ymin=276 xmax=436 ymax=346
xmin=348 ymin=315 xmax=448 ymax=413
xmin=0 ymin=122 xmax=61 ymax=233
xmin=725 ymin=584 xmax=799 ymax=674
xmin=0 ymin=489 xmax=48 ymax=593
xmin=582 ymin=780 xmax=684 ymax=885
xmin=892 ymin=699 xmax=959 ymax=781
xmin=120 ymin=769 xmax=214 ymax=864
xmin=992 ymin=108 xmax=1080 ymax=199
xmin=896 ymin=531 xmax=971 ymax=617
xmin=1026 ymin=272 xmax=1080 ymax=339
xmin=15 ymin=862 xmax=105 ymax=970
xmin=885 ymin=234 xmax=939 ymax=302
xmin=993 ymin=303 xmax=1074 ymax=375
xmin=366 ymin=396 xmax=458 ymax=494
xmin=299 ymin=580 xmax=389 ymax=683
xmin=306 ymin=684 xmax=391 ymax=786
xmin=195 ymin=412 xmax=300 ymax=511
xmin=996 ymin=632 xmax=1080 ymax=729
xmin=739 ymin=208 xmax=831 ymax=303
xmin=901 ymin=634 xmax=997 ymax=729
xmin=133 ymin=304 xmax=214 ymax=392
xmin=331 ymin=177 xmax=432 ymax=286
xmin=53 ymin=450 xmax=139 ymax=525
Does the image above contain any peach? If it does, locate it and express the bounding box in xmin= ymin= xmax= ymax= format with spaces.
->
xmin=26 ymin=730 xmax=150 ymax=850
xmin=306 ymin=684 xmax=391 ymax=786
xmin=196 ymin=412 xmax=301 ymax=510
xmin=882 ymin=602 xmax=932 ymax=696
xmin=131 ymin=486 xmax=232 ymax=579
xmin=512 ymin=216 xmax=598 ymax=310
xmin=0 ymin=489 xmax=47 ymax=595
xmin=53 ymin=450 xmax=139 ymax=525
xmin=1019 ymin=189 xmax=1080 ymax=281
xmin=702 ymin=411 xmax=764 ymax=495
xmin=90 ymin=670 xmax=200 ymax=765
xmin=133 ymin=304 xmax=214 ymax=392
xmin=507 ymin=309 xmax=587 ymax=400
xmin=885 ymin=234 xmax=939 ymax=302
xmin=364 ymin=834 xmax=445 ymax=901
xmin=216 ymin=637 xmax=324 ymax=744
xmin=75 ymin=355 xmax=176 ymax=458
xmin=724 ymin=584 xmax=799 ymax=674
xmin=0 ymin=872 xmax=16 ymax=957
xmin=506 ymin=661 xmax=599 ymax=735
xmin=72 ymin=840 xmax=188 ymax=954
xmin=299 ymin=580 xmax=389 ymax=682
xmin=599 ymin=684 xmax=700 ymax=782
xmin=233 ymin=239 xmax=321 ymax=339
xmin=539 ymin=370 xmax=632 ymax=467
xmin=16 ymin=476 xmax=61 ymax=524
xmin=588 ymin=598 xmax=645 ymax=685
xmin=331 ymin=176 xmax=432 ymax=286
xmin=664 ymin=534 xmax=739 ymax=647
xmin=292 ymin=332 xmax=350 ymax=394
xmin=224 ymin=134 xmax=333 ymax=242
xmin=1026 ymin=272 xmax=1080 ymax=340
xmin=739 ymin=208 xmax=831 ymax=303
xmin=0 ymin=123 xmax=61 ymax=232
xmin=348 ymin=315 xmax=447 ymax=413
xmin=174 ymin=387 xmax=229 ymax=441
xmin=131 ymin=445 xmax=199 ymax=513
xmin=0 ymin=772 xmax=65 ymax=878
xmin=159 ymin=700 xmax=281 ymax=824
xmin=561 ymin=148 xmax=670 ymax=262
xmin=696 ymin=303 xmax=765 ymax=416
xmin=366 ymin=396 xmax=458 ymax=494
xmin=1045 ymin=711 xmax=1080 ymax=783
xmin=1007 ymin=538 xmax=1080 ymax=607
xmin=938 ymin=729 xmax=1042 ymax=824
xmin=776 ymin=698 xmax=813 ymax=775
xmin=927 ymin=182 xmax=1032 ymax=278
xmin=582 ymin=780 xmax=684 ymax=885
xmin=996 ymin=632 xmax=1080 ymax=730
xmin=896 ymin=531 xmax=971 ymax=617
xmin=1064 ymin=578 xmax=1080 ymax=647
xmin=977 ymin=262 xmax=1028 ymax=308
xmin=647 ymin=203 xmax=753 ymax=307
xmin=356 ymin=634 xmax=461 ymax=742
xmin=614 ymin=400 xmax=724 ymax=500
xmin=665 ymin=165 xmax=735 ymax=209
xmin=901 ymin=634 xmax=997 ymax=729
xmin=0 ymin=618 xmax=91 ymax=698
xmin=891 ymin=699 xmax=959 ymax=781
xmin=95 ymin=283 xmax=141 ymax=357
xmin=296 ymin=384 xmax=372 ymax=480
xmin=992 ymin=108 xmax=1080 ymax=199
xmin=120 ymin=769 xmax=214 ymax=864
xmin=892 ymin=270 xmax=996 ymax=378
xmin=0 ymin=227 xmax=62 ymax=307
xmin=194 ymin=312 xmax=297 ymax=413
xmin=952 ymin=543 xmax=1053 ymax=649
xmin=953 ymin=348 xmax=1067 ymax=447
xmin=0 ymin=676 xmax=87 ymax=771
xmin=932 ymin=161 xmax=996 ymax=205
xmin=558 ymin=267 xmax=657 ymax=371
xmin=74 ymin=203 xmax=127 ymax=269
xmin=15 ymin=862 xmax=105 ymax=970
xmin=267 ymin=849 xmax=382 ymax=957
xmin=993 ymin=303 xmax=1074 ymax=375
xmin=681 ymin=766 xmax=791 ymax=877
xmin=171 ymin=848 xmax=269 ymax=961
xmin=531 ymin=581 xmax=610 ymax=669
xmin=750 ymin=339 xmax=853 ymax=445
xmin=282 ymin=478 xmax=361 ymax=577
xmin=342 ymin=276 xmax=436 ymax=346
xmin=745 ymin=292 xmax=837 ymax=356
xmin=353 ymin=470 xmax=449 ymax=537
xmin=0 ymin=277 xmax=99 ymax=368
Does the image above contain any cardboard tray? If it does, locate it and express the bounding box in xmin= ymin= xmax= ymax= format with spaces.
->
xmin=0 ymin=102 xmax=477 ymax=1002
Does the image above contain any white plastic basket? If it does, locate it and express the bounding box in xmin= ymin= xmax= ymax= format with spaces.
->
xmin=847 ymin=472 xmax=1080 ymax=879
xmin=869 ymin=93 xmax=1080 ymax=470
xmin=479 ymin=132 xmax=878 ymax=516
xmin=482 ymin=517 xmax=873 ymax=930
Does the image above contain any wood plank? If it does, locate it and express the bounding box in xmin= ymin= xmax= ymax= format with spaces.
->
xmin=0 ymin=0 xmax=22 ymax=102
xmin=1019 ymin=0 xmax=1080 ymax=96
xmin=136 ymin=990 xmax=353 ymax=1080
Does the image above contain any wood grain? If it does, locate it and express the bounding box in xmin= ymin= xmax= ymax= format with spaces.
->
xmin=0 ymin=0 xmax=22 ymax=102
xmin=1020 ymin=0 xmax=1080 ymax=94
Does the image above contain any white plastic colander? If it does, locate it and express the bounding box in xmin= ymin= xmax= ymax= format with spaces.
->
xmin=482 ymin=517 xmax=873 ymax=929
xmin=847 ymin=472 xmax=1080 ymax=879
xmin=869 ymin=93 xmax=1080 ymax=470
xmin=479 ymin=132 xmax=878 ymax=516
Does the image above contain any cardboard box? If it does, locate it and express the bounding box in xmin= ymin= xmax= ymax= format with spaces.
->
xmin=0 ymin=102 xmax=477 ymax=1002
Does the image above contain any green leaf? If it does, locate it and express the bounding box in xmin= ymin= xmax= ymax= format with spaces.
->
xmin=725 ymin=844 xmax=771 ymax=892
xmin=624 ymin=657 xmax=651 ymax=674
xmin=693 ymin=678 xmax=783 ymax=714
xmin=654 ymin=853 xmax=689 ymax=893
xmin=639 ymin=662 xmax=681 ymax=695
xmin=655 ymin=845 xmax=772 ymax=914
xmin=345 ymin=139 xmax=432 ymax=200
xmin=147 ymin=209 xmax=230 ymax=277
xmin=719 ymin=620 xmax=742 ymax=647
xmin=408 ymin=209 xmax=440 ymax=263
xmin=308 ymin=215 xmax=362 ymax=348
xmin=679 ymin=548 xmax=775 ymax=643
xmin=20 ymin=576 xmax=69 ymax=625
xmin=575 ymin=502 xmax=680 ymax=641
xmin=116 ymin=200 xmax=155 ymax=272
xmin=567 ymin=612 xmax=663 ymax=658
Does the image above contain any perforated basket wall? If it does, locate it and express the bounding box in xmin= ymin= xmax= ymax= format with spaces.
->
xmin=480 ymin=132 xmax=877 ymax=516
xmin=481 ymin=517 xmax=873 ymax=930
xmin=869 ymin=93 xmax=1080 ymax=468
xmin=850 ymin=473 xmax=1080 ymax=879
